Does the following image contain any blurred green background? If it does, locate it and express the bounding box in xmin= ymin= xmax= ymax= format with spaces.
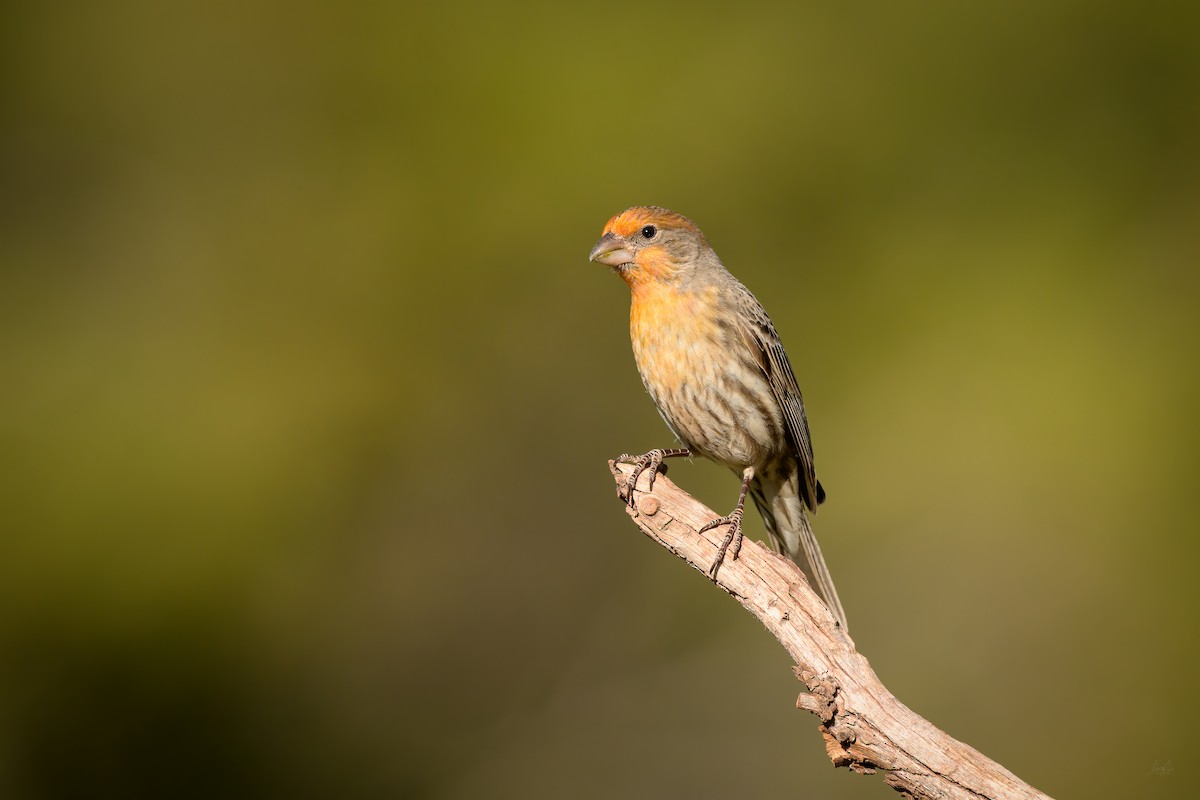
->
xmin=1 ymin=1 xmax=1197 ymax=797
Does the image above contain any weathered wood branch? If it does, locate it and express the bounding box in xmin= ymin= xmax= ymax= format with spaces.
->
xmin=609 ymin=460 xmax=1052 ymax=800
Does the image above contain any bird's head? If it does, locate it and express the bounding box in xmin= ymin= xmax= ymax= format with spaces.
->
xmin=589 ymin=206 xmax=711 ymax=287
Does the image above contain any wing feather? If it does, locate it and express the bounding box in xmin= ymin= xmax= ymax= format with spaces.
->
xmin=733 ymin=287 xmax=823 ymax=512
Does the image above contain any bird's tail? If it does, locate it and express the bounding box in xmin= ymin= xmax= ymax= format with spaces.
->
xmin=751 ymin=475 xmax=849 ymax=631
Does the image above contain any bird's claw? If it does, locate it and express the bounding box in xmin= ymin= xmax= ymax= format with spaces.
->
xmin=615 ymin=449 xmax=663 ymax=503
xmin=700 ymin=510 xmax=745 ymax=580
xmin=614 ymin=448 xmax=689 ymax=506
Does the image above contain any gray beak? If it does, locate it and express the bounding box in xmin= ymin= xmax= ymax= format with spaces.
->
xmin=589 ymin=232 xmax=635 ymax=267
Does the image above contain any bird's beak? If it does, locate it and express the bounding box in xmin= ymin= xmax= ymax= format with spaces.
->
xmin=589 ymin=232 xmax=635 ymax=267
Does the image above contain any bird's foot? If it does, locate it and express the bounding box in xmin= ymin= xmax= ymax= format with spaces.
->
xmin=699 ymin=508 xmax=745 ymax=580
xmin=613 ymin=448 xmax=690 ymax=505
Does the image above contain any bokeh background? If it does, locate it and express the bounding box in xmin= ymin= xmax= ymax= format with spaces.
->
xmin=2 ymin=1 xmax=1197 ymax=798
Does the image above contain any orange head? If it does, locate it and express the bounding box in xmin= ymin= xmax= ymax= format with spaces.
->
xmin=588 ymin=206 xmax=713 ymax=287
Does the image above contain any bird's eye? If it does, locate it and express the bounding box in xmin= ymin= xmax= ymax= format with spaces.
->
xmin=641 ymin=225 xmax=657 ymax=239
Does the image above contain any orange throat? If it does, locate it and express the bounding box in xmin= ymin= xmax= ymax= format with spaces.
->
xmin=615 ymin=245 xmax=676 ymax=290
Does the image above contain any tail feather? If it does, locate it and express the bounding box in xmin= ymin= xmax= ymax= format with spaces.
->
xmin=751 ymin=475 xmax=849 ymax=631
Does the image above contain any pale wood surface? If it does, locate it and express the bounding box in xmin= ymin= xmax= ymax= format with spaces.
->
xmin=609 ymin=459 xmax=1053 ymax=800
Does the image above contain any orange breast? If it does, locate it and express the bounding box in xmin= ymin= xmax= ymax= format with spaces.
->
xmin=628 ymin=281 xmax=782 ymax=468
xmin=629 ymin=282 xmax=720 ymax=394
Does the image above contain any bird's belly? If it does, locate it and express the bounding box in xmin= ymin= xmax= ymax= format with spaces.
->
xmin=631 ymin=306 xmax=782 ymax=469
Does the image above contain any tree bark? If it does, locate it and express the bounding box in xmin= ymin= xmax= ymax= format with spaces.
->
xmin=609 ymin=459 xmax=1053 ymax=800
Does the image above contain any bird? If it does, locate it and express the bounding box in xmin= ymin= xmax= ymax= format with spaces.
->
xmin=589 ymin=205 xmax=848 ymax=630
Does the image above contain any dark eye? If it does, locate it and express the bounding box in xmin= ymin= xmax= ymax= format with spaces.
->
xmin=641 ymin=225 xmax=657 ymax=239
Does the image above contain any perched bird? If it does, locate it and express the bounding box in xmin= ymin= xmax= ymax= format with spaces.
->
xmin=590 ymin=206 xmax=848 ymax=630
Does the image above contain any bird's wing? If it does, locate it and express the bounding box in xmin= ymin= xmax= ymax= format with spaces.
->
xmin=734 ymin=289 xmax=822 ymax=512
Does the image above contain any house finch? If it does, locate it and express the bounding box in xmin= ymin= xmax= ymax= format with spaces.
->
xmin=590 ymin=206 xmax=848 ymax=630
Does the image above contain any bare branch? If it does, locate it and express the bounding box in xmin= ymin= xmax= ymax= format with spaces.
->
xmin=609 ymin=460 xmax=1053 ymax=800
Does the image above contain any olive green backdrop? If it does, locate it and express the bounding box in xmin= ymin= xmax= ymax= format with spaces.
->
xmin=2 ymin=1 xmax=1196 ymax=798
